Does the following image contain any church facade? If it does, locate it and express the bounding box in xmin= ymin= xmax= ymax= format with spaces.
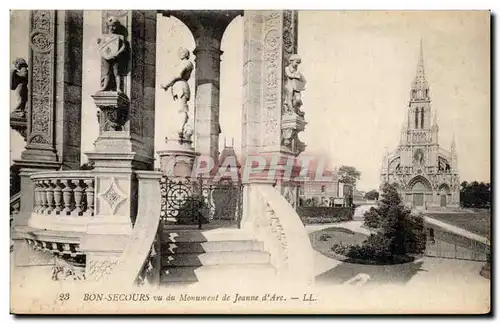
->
xmin=380 ymin=43 xmax=460 ymax=209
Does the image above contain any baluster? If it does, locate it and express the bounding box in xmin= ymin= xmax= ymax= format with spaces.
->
xmin=45 ymin=180 xmax=55 ymax=214
xmin=72 ymin=179 xmax=84 ymax=215
xmin=38 ymin=181 xmax=48 ymax=214
xmin=53 ymin=180 xmax=63 ymax=214
xmin=62 ymin=179 xmax=74 ymax=215
xmin=33 ymin=180 xmax=41 ymax=213
xmin=84 ymin=179 xmax=95 ymax=216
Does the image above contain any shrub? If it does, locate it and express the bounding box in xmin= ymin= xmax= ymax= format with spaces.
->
xmin=298 ymin=207 xmax=354 ymax=225
xmin=363 ymin=207 xmax=380 ymax=228
xmin=335 ymin=183 xmax=426 ymax=263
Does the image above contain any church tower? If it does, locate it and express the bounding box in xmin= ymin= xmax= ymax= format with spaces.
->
xmin=405 ymin=40 xmax=435 ymax=146
xmin=380 ymin=40 xmax=460 ymax=209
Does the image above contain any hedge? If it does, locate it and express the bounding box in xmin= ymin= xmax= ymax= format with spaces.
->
xmin=297 ymin=207 xmax=354 ymax=225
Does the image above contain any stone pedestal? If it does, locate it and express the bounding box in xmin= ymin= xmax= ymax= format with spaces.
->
xmin=87 ymin=91 xmax=153 ymax=171
xmin=157 ymin=138 xmax=199 ymax=178
xmin=281 ymin=113 xmax=307 ymax=155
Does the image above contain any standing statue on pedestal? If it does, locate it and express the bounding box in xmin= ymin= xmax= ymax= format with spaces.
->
xmin=284 ymin=54 xmax=306 ymax=117
xmin=161 ymin=47 xmax=194 ymax=142
xmin=10 ymin=58 xmax=28 ymax=117
xmin=97 ymin=16 xmax=128 ymax=93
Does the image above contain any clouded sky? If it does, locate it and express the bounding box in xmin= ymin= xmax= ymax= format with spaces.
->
xmin=10 ymin=10 xmax=490 ymax=191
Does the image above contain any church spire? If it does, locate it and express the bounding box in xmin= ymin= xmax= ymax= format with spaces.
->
xmin=451 ymin=133 xmax=456 ymax=152
xmin=410 ymin=39 xmax=430 ymax=102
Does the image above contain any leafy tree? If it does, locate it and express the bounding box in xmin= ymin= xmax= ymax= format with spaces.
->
xmin=364 ymin=189 xmax=379 ymax=200
xmin=338 ymin=165 xmax=361 ymax=185
xmin=460 ymin=181 xmax=491 ymax=208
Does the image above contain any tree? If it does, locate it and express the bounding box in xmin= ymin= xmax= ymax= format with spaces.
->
xmin=460 ymin=181 xmax=491 ymax=208
xmin=359 ymin=183 xmax=426 ymax=261
xmin=337 ymin=166 xmax=361 ymax=208
xmin=338 ymin=165 xmax=361 ymax=185
xmin=364 ymin=189 xmax=379 ymax=201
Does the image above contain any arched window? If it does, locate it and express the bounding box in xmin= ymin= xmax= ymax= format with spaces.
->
xmin=420 ymin=108 xmax=424 ymax=129
xmin=415 ymin=108 xmax=419 ymax=129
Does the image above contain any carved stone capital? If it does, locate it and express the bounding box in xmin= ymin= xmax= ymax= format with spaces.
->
xmin=91 ymin=91 xmax=130 ymax=132
xmin=281 ymin=112 xmax=307 ymax=154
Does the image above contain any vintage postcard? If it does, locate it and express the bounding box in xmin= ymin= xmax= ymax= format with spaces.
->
xmin=9 ymin=9 xmax=490 ymax=314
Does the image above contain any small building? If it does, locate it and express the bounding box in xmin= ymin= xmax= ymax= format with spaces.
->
xmin=297 ymin=169 xmax=352 ymax=207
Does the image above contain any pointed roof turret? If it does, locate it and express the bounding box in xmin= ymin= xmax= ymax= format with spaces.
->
xmin=410 ymin=39 xmax=430 ymax=102
xmin=451 ymin=133 xmax=456 ymax=152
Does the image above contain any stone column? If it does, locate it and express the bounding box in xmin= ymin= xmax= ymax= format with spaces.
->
xmin=86 ymin=10 xmax=156 ymax=171
xmin=242 ymin=10 xmax=304 ymax=185
xmin=193 ymin=42 xmax=222 ymax=165
xmin=18 ymin=10 xmax=84 ymax=168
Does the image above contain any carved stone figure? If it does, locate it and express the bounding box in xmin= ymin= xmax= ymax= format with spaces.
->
xmin=97 ymin=16 xmax=128 ymax=93
xmin=414 ymin=149 xmax=424 ymax=165
xmin=10 ymin=58 xmax=28 ymax=117
xmin=161 ymin=47 xmax=194 ymax=141
xmin=283 ymin=54 xmax=306 ymax=117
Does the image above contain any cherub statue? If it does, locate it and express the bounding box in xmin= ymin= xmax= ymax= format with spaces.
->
xmin=10 ymin=58 xmax=28 ymax=117
xmin=284 ymin=54 xmax=306 ymax=117
xmin=160 ymin=47 xmax=194 ymax=141
xmin=97 ymin=16 xmax=128 ymax=92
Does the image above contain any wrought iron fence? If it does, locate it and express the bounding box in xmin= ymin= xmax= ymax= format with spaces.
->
xmin=159 ymin=176 xmax=243 ymax=229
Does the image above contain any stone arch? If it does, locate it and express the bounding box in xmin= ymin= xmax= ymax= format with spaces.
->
xmin=408 ymin=175 xmax=432 ymax=207
xmin=408 ymin=175 xmax=432 ymax=191
xmin=438 ymin=183 xmax=451 ymax=194
xmin=219 ymin=15 xmax=243 ymax=155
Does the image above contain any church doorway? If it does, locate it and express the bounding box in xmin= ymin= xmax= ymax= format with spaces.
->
xmin=409 ymin=176 xmax=433 ymax=208
xmin=438 ymin=184 xmax=451 ymax=208
xmin=440 ymin=194 xmax=447 ymax=207
xmin=413 ymin=193 xmax=424 ymax=207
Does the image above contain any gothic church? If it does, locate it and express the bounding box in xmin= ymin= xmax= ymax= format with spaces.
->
xmin=380 ymin=42 xmax=460 ymax=208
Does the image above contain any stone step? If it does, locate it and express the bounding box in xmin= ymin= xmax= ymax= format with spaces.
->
xmin=160 ymin=264 xmax=276 ymax=285
xmin=162 ymin=251 xmax=270 ymax=267
xmin=162 ymin=240 xmax=264 ymax=255
xmin=161 ymin=228 xmax=254 ymax=243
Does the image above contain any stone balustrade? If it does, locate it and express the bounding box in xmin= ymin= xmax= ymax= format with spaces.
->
xmin=31 ymin=171 xmax=95 ymax=217
xmin=28 ymin=171 xmax=96 ymax=233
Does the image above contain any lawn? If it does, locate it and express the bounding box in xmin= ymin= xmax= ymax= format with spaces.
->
xmin=425 ymin=209 xmax=490 ymax=237
xmin=309 ymin=227 xmax=367 ymax=258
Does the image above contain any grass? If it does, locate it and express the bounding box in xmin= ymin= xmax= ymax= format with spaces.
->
xmin=425 ymin=209 xmax=490 ymax=237
xmin=309 ymin=226 xmax=368 ymax=258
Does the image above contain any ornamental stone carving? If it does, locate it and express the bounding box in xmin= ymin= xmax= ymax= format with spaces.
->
xmin=28 ymin=10 xmax=55 ymax=146
xmin=92 ymin=91 xmax=130 ymax=132
xmin=30 ymin=31 xmax=53 ymax=53
xmin=98 ymin=177 xmax=127 ymax=215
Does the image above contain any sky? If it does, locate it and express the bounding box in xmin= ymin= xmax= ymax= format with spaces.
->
xmin=9 ymin=10 xmax=490 ymax=191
